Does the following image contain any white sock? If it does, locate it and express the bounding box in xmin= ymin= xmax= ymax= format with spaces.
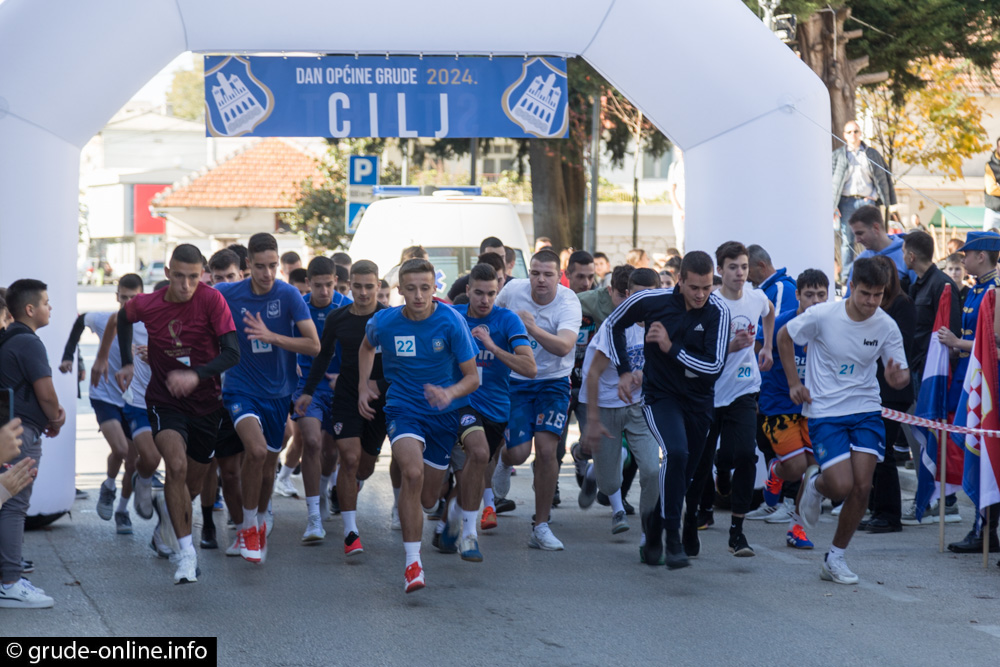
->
xmin=404 ymin=541 xmax=421 ymax=567
xmin=242 ymin=509 xmax=257 ymax=531
xmin=609 ymin=489 xmax=625 ymax=514
xmin=343 ymin=510 xmax=358 ymax=536
xmin=462 ymin=510 xmax=477 ymax=538
xmin=116 ymin=495 xmax=128 ymax=513
xmin=483 ymin=488 xmax=495 ymax=510
xmin=178 ymin=535 xmax=194 ymax=553
xmin=104 ymin=477 xmax=116 ymax=489
xmin=306 ymin=496 xmax=320 ymax=519
xmin=435 ymin=520 xmax=446 ymax=535
xmin=828 ymin=545 xmax=846 ymax=559
xmin=319 ymin=474 xmax=332 ymax=497
xmin=332 ymin=465 xmax=339 ymax=486
xmin=278 ymin=465 xmax=292 ymax=482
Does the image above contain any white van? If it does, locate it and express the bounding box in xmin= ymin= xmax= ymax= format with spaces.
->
xmin=347 ymin=193 xmax=531 ymax=298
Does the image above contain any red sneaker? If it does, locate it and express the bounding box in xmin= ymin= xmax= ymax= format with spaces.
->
xmin=481 ymin=506 xmax=498 ymax=531
xmin=239 ymin=526 xmax=261 ymax=563
xmin=344 ymin=531 xmax=364 ymax=556
xmin=258 ymin=521 xmax=268 ymax=563
xmin=404 ymin=561 xmax=425 ymax=594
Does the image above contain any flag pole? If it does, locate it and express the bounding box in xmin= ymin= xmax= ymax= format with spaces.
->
xmin=984 ymin=506 xmax=990 ymax=569
xmin=938 ymin=425 xmax=947 ymax=553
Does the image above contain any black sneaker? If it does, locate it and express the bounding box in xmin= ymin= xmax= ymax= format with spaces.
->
xmin=552 ymin=480 xmax=561 ymax=508
xmin=432 ymin=531 xmax=457 ymax=554
xmin=622 ymin=498 xmax=635 ymax=516
xmin=494 ymin=497 xmax=516 ymax=514
xmin=596 ymin=492 xmax=611 ymax=507
xmin=200 ymin=521 xmax=218 ymax=550
xmin=866 ymin=517 xmax=902 ymax=534
xmin=696 ymin=509 xmax=714 ymax=530
xmin=728 ymin=531 xmax=755 ymax=557
xmin=682 ymin=515 xmax=700 ymax=558
xmin=329 ymin=485 xmax=341 ymax=515
xmin=641 ymin=504 xmax=663 ymax=567
xmin=664 ymin=529 xmax=690 ymax=569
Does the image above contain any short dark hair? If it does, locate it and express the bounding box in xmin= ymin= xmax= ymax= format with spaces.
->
xmin=665 ymin=256 xmax=682 ymax=272
xmin=6 ymin=278 xmax=47 ymax=318
xmin=399 ymin=258 xmax=435 ymax=279
xmin=628 ymin=268 xmax=659 ymax=290
xmin=851 ymin=256 xmax=889 ymax=289
xmin=351 ymin=260 xmax=379 ymax=277
xmin=0 ymin=293 xmax=6 ymax=315
xmin=331 ymin=252 xmax=352 ymax=267
xmin=306 ymin=256 xmax=335 ymax=279
xmin=746 ymin=244 xmax=772 ymax=267
xmin=400 ymin=245 xmax=427 ymax=263
xmin=945 ymin=252 xmax=964 ymax=265
xmin=479 ymin=237 xmax=504 ymax=254
xmin=680 ymin=251 xmax=714 ymax=279
xmin=849 ymin=205 xmax=883 ymax=229
xmin=567 ymin=250 xmax=594 ymax=271
xmin=903 ymin=230 xmax=934 ymax=262
xmin=209 ymin=249 xmax=240 ymax=273
xmin=713 ymin=275 xmax=723 ymax=286
xmin=289 ymin=268 xmax=308 ymax=284
xmin=504 ymin=246 xmax=515 ymax=265
xmin=153 ymin=279 xmax=170 ymax=291
xmin=280 ymin=251 xmax=301 ymax=266
xmin=593 ymin=252 xmax=609 ymax=262
xmin=118 ymin=273 xmax=143 ymax=292
xmin=796 ymin=269 xmax=829 ymax=291
xmin=715 ymin=241 xmax=748 ymax=267
xmin=335 ymin=264 xmax=349 ymax=284
xmin=477 ymin=252 xmax=505 ymax=273
xmin=227 ymin=244 xmax=249 ymax=271
xmin=171 ymin=244 xmax=203 ymax=266
xmin=531 ymin=249 xmax=560 ymax=267
xmin=379 ymin=279 xmax=389 ymax=289
xmin=610 ymin=265 xmax=634 ymax=294
xmin=469 ymin=263 xmax=498 ymax=283
xmin=248 ymin=233 xmax=278 ymax=257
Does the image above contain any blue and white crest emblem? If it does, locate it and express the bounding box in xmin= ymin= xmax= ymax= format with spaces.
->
xmin=205 ymin=57 xmax=274 ymax=137
xmin=502 ymin=58 xmax=568 ymax=138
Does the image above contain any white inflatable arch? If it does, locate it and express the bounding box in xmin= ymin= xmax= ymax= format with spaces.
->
xmin=0 ymin=0 xmax=830 ymax=516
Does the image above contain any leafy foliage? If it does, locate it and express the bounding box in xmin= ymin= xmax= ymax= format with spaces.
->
xmin=166 ymin=56 xmax=205 ymax=121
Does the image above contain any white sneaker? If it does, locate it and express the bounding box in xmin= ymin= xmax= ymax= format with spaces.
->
xmin=765 ymin=498 xmax=795 ymax=524
xmin=172 ymin=550 xmax=199 ymax=585
xmin=745 ymin=504 xmax=780 ymax=520
xmin=830 ymin=503 xmax=842 ymax=517
xmin=225 ymin=536 xmax=241 ymax=557
xmin=301 ymin=516 xmax=326 ymax=544
xmin=153 ymin=493 xmax=180 ymax=554
xmin=492 ymin=460 xmax=513 ymax=499
xmin=799 ymin=466 xmax=822 ymax=530
xmin=0 ymin=578 xmax=54 ymax=608
xmin=820 ymin=553 xmax=859 ymax=585
xmin=391 ymin=506 xmax=402 ymax=531
xmin=131 ymin=472 xmax=154 ymax=520
xmin=528 ymin=524 xmax=564 ymax=551
xmin=274 ymin=477 xmax=298 ymax=498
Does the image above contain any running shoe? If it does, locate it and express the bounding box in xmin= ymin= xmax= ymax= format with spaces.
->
xmin=728 ymin=531 xmax=755 ymax=557
xmin=745 ymin=504 xmax=781 ymax=521
xmin=638 ymin=544 xmax=666 ymax=565
xmin=404 ymin=561 xmax=425 ymax=593
xmin=578 ymin=463 xmax=597 ymax=509
xmin=786 ymin=524 xmax=814 ymax=549
xmin=900 ymin=500 xmax=923 ymax=525
xmin=611 ymin=510 xmax=630 ymax=535
xmin=344 ymin=531 xmax=364 ymax=556
xmin=492 ymin=461 xmax=513 ymax=498
xmin=665 ymin=529 xmax=690 ymax=569
xmin=820 ymin=552 xmax=859 ymax=585
xmin=150 ymin=523 xmax=173 ymax=559
xmin=302 ymin=516 xmax=326 ymax=544
xmin=830 ymin=503 xmax=843 ymax=517
xmin=0 ymin=578 xmax=54 ymax=608
xmin=799 ymin=465 xmax=822 ymax=530
xmin=390 ymin=505 xmax=402 ymax=531
xmin=642 ymin=508 xmax=663 ymax=566
xmin=682 ymin=515 xmax=700 ymax=558
xmin=481 ymin=506 xmax=498 ymax=530
xmin=926 ymin=499 xmax=962 ymax=524
xmin=459 ymin=535 xmax=483 ymax=562
xmin=238 ymin=525 xmax=262 ymax=563
xmin=432 ymin=530 xmax=457 ymax=554
xmin=75 ymin=487 xmax=89 ymax=500
xmin=152 ymin=494 xmax=179 ymax=554
xmin=762 ymin=458 xmax=782 ymax=507
xmin=553 ymin=480 xmax=561 ymax=507
xmin=622 ymin=498 xmax=635 ymax=516
xmin=114 ymin=511 xmax=132 ymax=535
xmin=441 ymin=499 xmax=461 ymax=552
xmin=172 ymin=550 xmax=199 ymax=585
xmin=97 ymin=480 xmax=116 ymax=521
xmin=225 ymin=535 xmax=241 ymax=557
xmin=274 ymin=476 xmax=297 ymax=498
xmin=764 ymin=498 xmax=795 ymax=524
xmin=570 ymin=442 xmax=588 ymax=487
xmin=494 ymin=497 xmax=516 ymax=514
xmin=200 ymin=520 xmax=218 ymax=549
xmin=329 ymin=485 xmax=341 ymax=515
xmin=528 ymin=524 xmax=564 ymax=551
xmin=131 ymin=472 xmax=153 ymax=520
xmin=20 ymin=559 xmax=34 ymax=574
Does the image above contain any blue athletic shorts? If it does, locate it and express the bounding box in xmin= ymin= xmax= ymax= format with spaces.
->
xmin=384 ymin=406 xmax=460 ymax=470
xmin=91 ymin=399 xmax=132 ymax=439
xmin=223 ymin=392 xmax=292 ymax=453
xmin=506 ymin=377 xmax=571 ymax=448
xmin=291 ymin=388 xmax=333 ymax=432
xmin=122 ymin=403 xmax=151 ymax=437
xmin=807 ymin=411 xmax=885 ymax=470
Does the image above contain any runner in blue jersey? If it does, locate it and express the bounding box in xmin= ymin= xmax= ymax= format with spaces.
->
xmin=215 ymin=233 xmax=319 ymax=564
xmin=358 ymin=258 xmax=480 ymax=593
xmin=453 ymin=263 xmax=535 ymax=545
xmin=287 ymin=256 xmax=350 ymax=545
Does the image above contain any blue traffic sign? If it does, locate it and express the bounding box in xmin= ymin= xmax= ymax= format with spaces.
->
xmin=347 ymin=202 xmax=368 ymax=234
xmin=349 ymin=156 xmax=379 ymax=186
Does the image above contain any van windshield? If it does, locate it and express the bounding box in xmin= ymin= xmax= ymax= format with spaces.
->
xmin=426 ymin=247 xmax=527 ymax=297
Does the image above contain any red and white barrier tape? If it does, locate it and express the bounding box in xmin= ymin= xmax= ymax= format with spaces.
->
xmin=881 ymin=408 xmax=1000 ymax=438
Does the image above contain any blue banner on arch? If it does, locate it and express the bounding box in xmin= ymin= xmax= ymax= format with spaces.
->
xmin=204 ymin=55 xmax=568 ymax=139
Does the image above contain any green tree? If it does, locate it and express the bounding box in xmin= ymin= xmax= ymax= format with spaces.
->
xmin=166 ymin=56 xmax=205 ymax=121
xmin=283 ymin=141 xmax=347 ymax=251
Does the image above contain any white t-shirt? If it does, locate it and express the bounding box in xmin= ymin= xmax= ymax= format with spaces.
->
xmin=495 ymin=279 xmax=582 ymax=381
xmin=714 ymin=288 xmax=771 ymax=407
xmin=123 ymin=322 xmax=151 ymax=410
xmin=785 ymin=300 xmax=907 ymax=419
xmin=85 ymin=312 xmax=124 ymax=407
xmin=580 ymin=321 xmax=644 ymax=408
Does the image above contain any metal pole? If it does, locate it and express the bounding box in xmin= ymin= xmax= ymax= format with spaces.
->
xmin=984 ymin=505 xmax=990 ymax=569
xmin=585 ymin=95 xmax=600 ymax=254
xmin=469 ymin=139 xmax=478 ymax=186
xmin=938 ymin=426 xmax=947 ymax=553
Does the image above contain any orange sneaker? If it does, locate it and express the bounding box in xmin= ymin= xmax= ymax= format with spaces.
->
xmin=344 ymin=531 xmax=364 ymax=556
xmin=404 ymin=561 xmax=425 ymax=594
xmin=481 ymin=506 xmax=498 ymax=531
xmin=239 ymin=526 xmax=261 ymax=563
